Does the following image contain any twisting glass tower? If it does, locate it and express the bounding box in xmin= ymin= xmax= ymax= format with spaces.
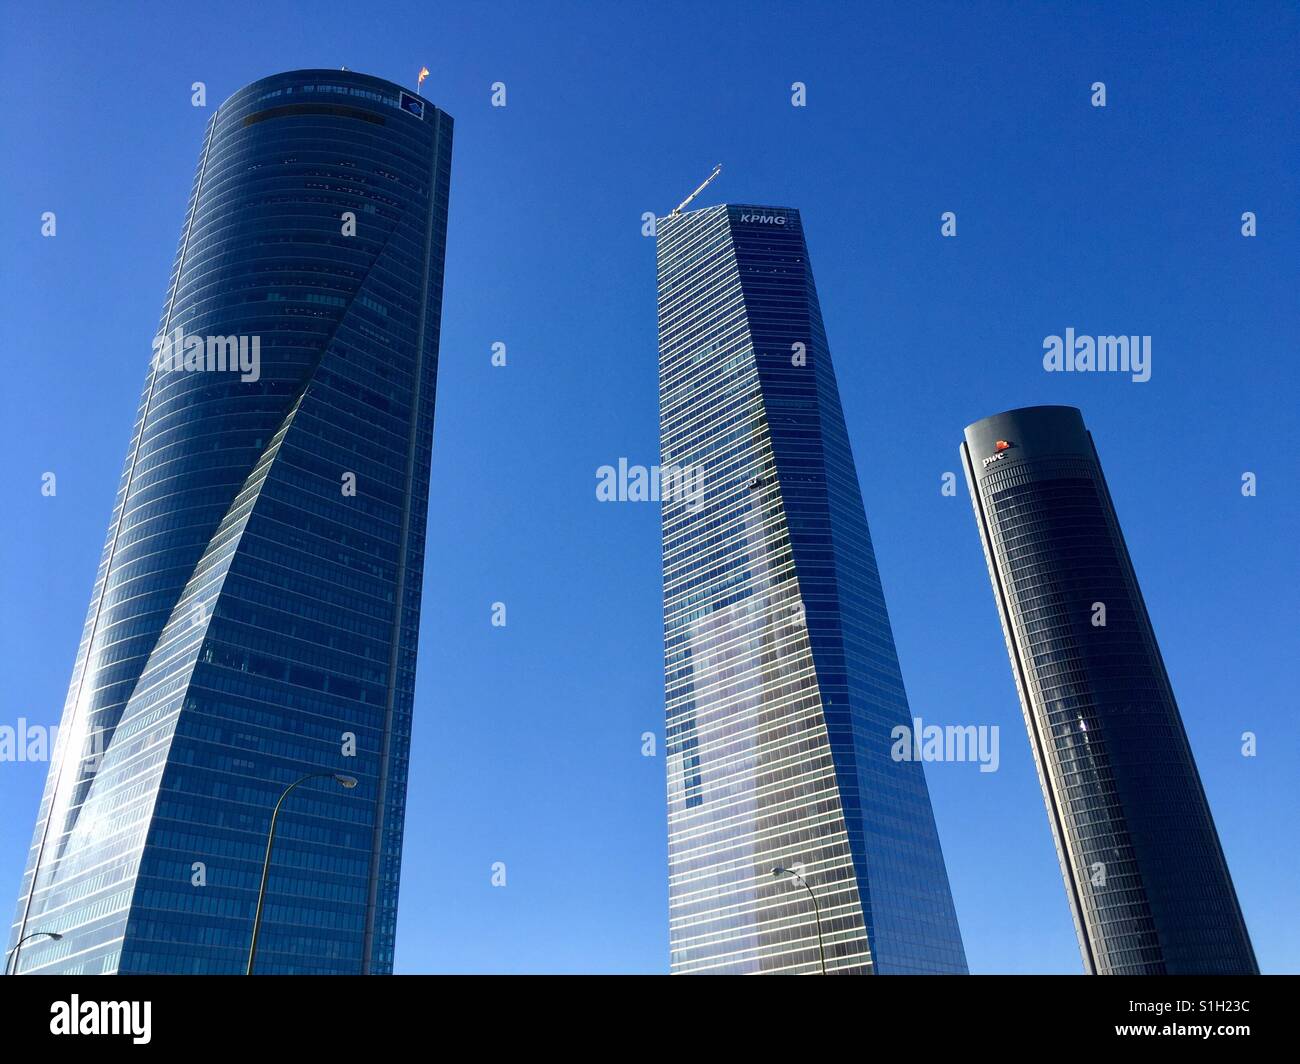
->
xmin=8 ymin=70 xmax=452 ymax=974
xmin=657 ymin=203 xmax=967 ymax=974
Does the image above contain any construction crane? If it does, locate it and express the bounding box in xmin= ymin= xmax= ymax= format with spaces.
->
xmin=666 ymin=163 xmax=723 ymax=220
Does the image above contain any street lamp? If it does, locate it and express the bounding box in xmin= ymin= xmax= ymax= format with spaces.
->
xmin=772 ymin=866 xmax=827 ymax=974
xmin=246 ymin=772 xmax=357 ymax=975
xmin=5 ymin=930 xmax=62 ymax=975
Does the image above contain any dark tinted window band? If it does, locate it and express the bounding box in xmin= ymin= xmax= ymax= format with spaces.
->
xmin=243 ymin=104 xmax=387 ymax=127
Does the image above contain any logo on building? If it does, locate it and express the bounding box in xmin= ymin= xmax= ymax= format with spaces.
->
xmin=399 ymin=91 xmax=424 ymax=119
xmin=982 ymin=440 xmax=1015 ymax=468
xmin=738 ymin=213 xmax=786 ymax=225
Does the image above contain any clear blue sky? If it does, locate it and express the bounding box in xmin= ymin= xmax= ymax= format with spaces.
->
xmin=1 ymin=1 xmax=1296 ymax=974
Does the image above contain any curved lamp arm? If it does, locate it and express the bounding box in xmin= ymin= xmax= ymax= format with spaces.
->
xmin=246 ymin=772 xmax=357 ymax=975
xmin=772 ymin=866 xmax=827 ymax=974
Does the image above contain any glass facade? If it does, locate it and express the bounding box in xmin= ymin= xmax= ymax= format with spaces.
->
xmin=962 ymin=405 xmax=1257 ymax=974
xmin=8 ymin=70 xmax=452 ymax=974
xmin=658 ymin=204 xmax=967 ymax=974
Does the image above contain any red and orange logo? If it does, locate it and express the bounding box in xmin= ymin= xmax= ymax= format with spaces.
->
xmin=982 ymin=440 xmax=1016 ymax=468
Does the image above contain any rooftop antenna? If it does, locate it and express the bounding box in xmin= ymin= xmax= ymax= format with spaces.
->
xmin=667 ymin=163 xmax=723 ymax=220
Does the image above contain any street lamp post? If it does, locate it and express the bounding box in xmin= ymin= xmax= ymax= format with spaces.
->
xmin=246 ymin=772 xmax=357 ymax=975
xmin=5 ymin=931 xmax=63 ymax=975
xmin=772 ymin=866 xmax=827 ymax=974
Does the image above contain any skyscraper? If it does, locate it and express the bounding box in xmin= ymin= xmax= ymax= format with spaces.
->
xmin=961 ymin=405 xmax=1257 ymax=975
xmin=657 ymin=203 xmax=967 ymax=974
xmin=8 ymin=70 xmax=452 ymax=974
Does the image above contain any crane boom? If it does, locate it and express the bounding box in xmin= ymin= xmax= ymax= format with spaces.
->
xmin=667 ymin=164 xmax=723 ymax=219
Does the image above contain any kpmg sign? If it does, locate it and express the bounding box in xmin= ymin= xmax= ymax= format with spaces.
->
xmin=399 ymin=91 xmax=425 ymax=118
xmin=738 ymin=212 xmax=787 ymax=224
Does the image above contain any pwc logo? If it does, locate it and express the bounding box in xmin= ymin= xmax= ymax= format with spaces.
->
xmin=982 ymin=440 xmax=1015 ymax=468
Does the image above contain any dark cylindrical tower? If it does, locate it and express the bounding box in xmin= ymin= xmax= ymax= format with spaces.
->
xmin=961 ymin=405 xmax=1256 ymax=975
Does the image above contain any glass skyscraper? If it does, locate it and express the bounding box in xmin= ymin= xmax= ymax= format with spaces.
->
xmin=961 ymin=405 xmax=1257 ymax=974
xmin=657 ymin=204 xmax=967 ymax=974
xmin=8 ymin=70 xmax=452 ymax=974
